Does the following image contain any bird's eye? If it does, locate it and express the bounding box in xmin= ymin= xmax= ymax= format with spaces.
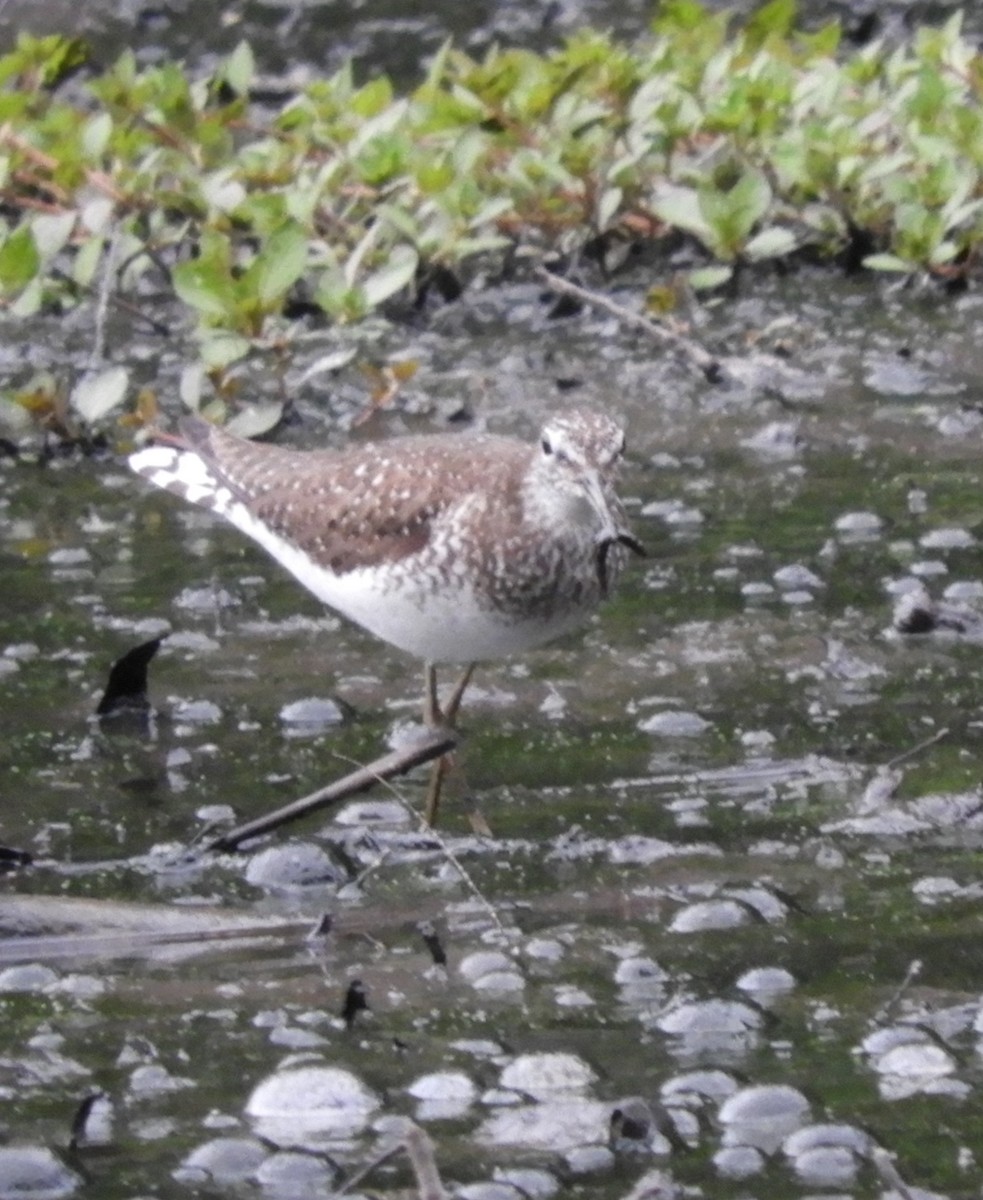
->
xmin=541 ymin=437 xmax=553 ymax=456
xmin=617 ymin=435 xmax=627 ymax=458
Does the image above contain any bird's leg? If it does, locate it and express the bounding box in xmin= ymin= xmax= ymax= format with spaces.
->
xmin=423 ymin=753 xmax=450 ymax=827
xmin=422 ymin=662 xmax=476 ymax=827
xmin=443 ymin=663 xmax=475 ymax=726
xmin=422 ymin=662 xmax=474 ymax=729
xmin=423 ymin=662 xmax=442 ymax=728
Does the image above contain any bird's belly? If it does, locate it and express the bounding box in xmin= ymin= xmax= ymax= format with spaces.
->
xmin=224 ymin=498 xmax=603 ymax=663
xmin=308 ymin=561 xmax=592 ymax=663
xmin=247 ymin=524 xmax=590 ymax=662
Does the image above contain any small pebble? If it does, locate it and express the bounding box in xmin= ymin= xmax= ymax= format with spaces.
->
xmin=178 ymin=1137 xmax=269 ymax=1183
xmin=246 ymin=1064 xmax=380 ymax=1138
xmin=0 ymin=1146 xmax=81 ymax=1198
xmin=0 ymin=964 xmax=58 ymax=993
xmin=773 ymin=564 xmax=823 ymax=590
xmin=834 ymin=511 xmax=883 ymax=539
xmin=910 ymin=560 xmax=948 ymax=578
xmin=500 ymin=1053 xmax=596 ymax=1099
xmin=718 ymin=1084 xmax=810 ymax=1153
xmin=920 ymin=527 xmax=975 ymax=550
xmin=244 ymin=843 xmax=344 ymax=891
xmin=713 ymin=1144 xmax=765 ymax=1178
xmin=669 ymin=900 xmax=749 ymax=933
xmin=171 ymin=698 xmax=222 ymax=724
xmin=638 ymin=710 xmax=711 ymax=737
xmin=735 ymin=967 xmax=796 ymax=998
xmin=279 ymin=696 xmax=344 ymax=734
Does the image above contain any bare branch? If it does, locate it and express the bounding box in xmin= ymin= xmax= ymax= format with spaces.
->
xmin=535 ymin=266 xmax=722 ymax=380
xmin=203 ymin=731 xmax=456 ymax=852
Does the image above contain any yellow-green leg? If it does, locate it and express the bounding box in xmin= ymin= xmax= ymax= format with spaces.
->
xmin=423 ymin=662 xmax=475 ymax=825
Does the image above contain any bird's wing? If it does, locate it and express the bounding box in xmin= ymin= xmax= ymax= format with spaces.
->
xmin=178 ymin=418 xmax=527 ymax=574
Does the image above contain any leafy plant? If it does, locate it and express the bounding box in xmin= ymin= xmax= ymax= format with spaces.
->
xmin=1 ymin=4 xmax=983 ymax=403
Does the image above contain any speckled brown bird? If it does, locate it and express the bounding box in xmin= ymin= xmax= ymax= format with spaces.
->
xmin=130 ymin=409 xmax=643 ymax=820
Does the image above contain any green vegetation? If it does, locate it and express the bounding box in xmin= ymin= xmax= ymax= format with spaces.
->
xmin=1 ymin=1 xmax=983 ymax=426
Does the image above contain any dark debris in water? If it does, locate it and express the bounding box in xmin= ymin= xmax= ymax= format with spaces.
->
xmin=0 ymin=844 xmax=32 ymax=870
xmin=341 ymin=979 xmax=370 ymax=1029
xmin=95 ymin=635 xmax=165 ymax=717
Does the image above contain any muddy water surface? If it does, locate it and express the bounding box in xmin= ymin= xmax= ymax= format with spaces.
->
xmin=2 ymin=268 xmax=983 ymax=1198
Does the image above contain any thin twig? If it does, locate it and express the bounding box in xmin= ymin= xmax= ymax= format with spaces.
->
xmin=331 ymin=752 xmax=511 ymax=937
xmin=870 ymin=1146 xmax=918 ymax=1200
xmin=885 ymin=726 xmax=950 ymax=770
xmin=202 ymin=731 xmax=456 ymax=852
xmin=88 ymin=222 xmax=120 ymax=372
xmin=873 ymin=959 xmax=923 ymax=1025
xmin=535 ymin=266 xmax=722 ymax=380
xmin=336 ymin=1118 xmax=449 ymax=1200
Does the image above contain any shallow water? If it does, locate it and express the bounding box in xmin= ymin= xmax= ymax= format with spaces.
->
xmin=3 ymin=262 xmax=983 ymax=1198
xmin=4 ymin=7 xmax=983 ymax=1199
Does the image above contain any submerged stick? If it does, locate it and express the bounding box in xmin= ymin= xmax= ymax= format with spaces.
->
xmin=203 ymin=731 xmax=456 ymax=852
xmin=884 ymin=726 xmax=950 ymax=770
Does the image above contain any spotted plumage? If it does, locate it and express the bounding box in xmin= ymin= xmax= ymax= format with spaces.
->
xmin=129 ymin=409 xmax=641 ymax=666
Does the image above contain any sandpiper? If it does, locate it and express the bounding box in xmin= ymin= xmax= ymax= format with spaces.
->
xmin=129 ymin=409 xmax=643 ymax=821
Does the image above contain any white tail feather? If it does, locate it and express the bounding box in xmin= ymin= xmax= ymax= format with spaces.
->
xmin=129 ymin=446 xmax=236 ymax=516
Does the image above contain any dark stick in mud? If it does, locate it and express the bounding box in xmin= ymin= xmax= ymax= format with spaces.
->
xmin=202 ymin=731 xmax=457 ymax=852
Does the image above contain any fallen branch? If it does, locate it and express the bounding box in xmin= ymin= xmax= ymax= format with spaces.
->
xmin=203 ymin=731 xmax=456 ymax=852
xmin=535 ymin=266 xmax=722 ymax=380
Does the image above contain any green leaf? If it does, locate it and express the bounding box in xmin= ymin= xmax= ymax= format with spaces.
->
xmin=376 ymin=203 xmax=422 ymax=242
xmin=201 ymin=169 xmax=247 ymax=213
xmin=179 ymin=362 xmax=205 ymax=411
xmin=360 ymin=244 xmax=419 ymax=307
xmin=172 ymin=258 xmax=237 ymax=319
xmin=315 ymin=268 xmax=365 ymax=322
xmin=82 ymin=111 xmax=112 ymax=160
xmin=73 ymin=235 xmax=104 ymax=288
xmin=862 ymin=253 xmax=914 ymax=272
xmin=688 ymin=265 xmax=733 ymax=290
xmin=31 ymin=211 xmax=76 ymax=260
xmin=250 ymin=222 xmax=308 ymax=308
xmin=71 ymin=365 xmax=129 ymax=424
xmin=467 ymin=195 xmax=514 ymax=229
xmin=929 ymin=240 xmax=958 ymax=266
xmin=10 ymin=275 xmax=42 ymax=317
xmin=597 ymin=186 xmax=623 ymax=231
xmin=223 ymin=41 xmax=255 ymax=97
xmin=651 ymin=184 xmax=714 ymax=244
xmin=0 ymin=225 xmax=39 ymax=290
xmin=80 ymin=197 xmax=114 ymax=234
xmin=700 ymin=170 xmax=772 ymax=256
xmin=198 ymin=331 xmax=252 ymax=368
xmin=225 ymin=400 xmax=284 ymax=439
xmin=354 ymin=132 xmax=410 ymax=185
xmin=744 ymin=226 xmax=798 ymax=260
xmin=652 ymin=0 xmax=708 ymax=35
xmin=744 ymin=0 xmax=797 ymax=46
